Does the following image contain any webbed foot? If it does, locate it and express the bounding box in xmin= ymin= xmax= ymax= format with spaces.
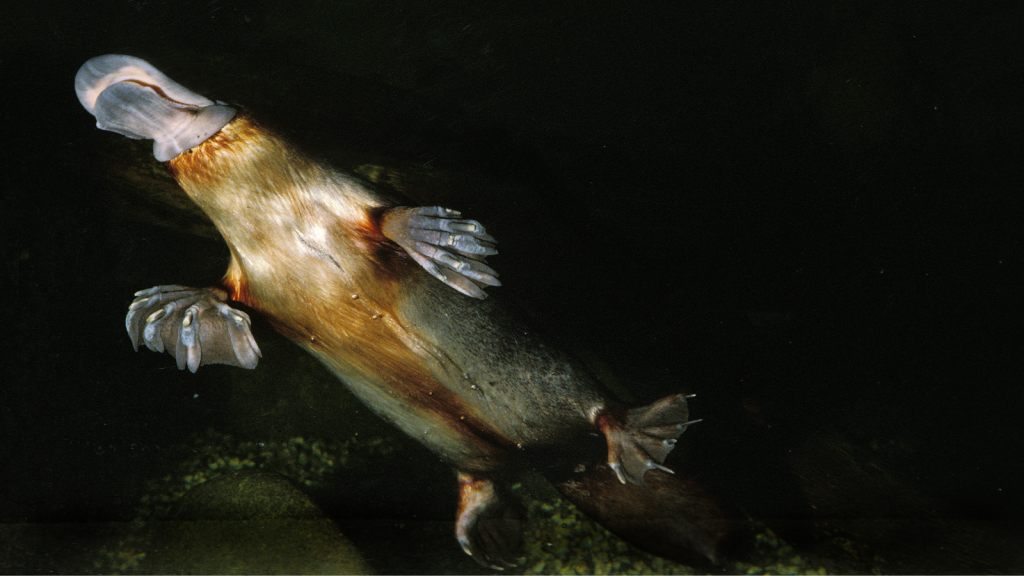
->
xmin=381 ymin=206 xmax=500 ymax=299
xmin=594 ymin=394 xmax=701 ymax=486
xmin=455 ymin=472 xmax=524 ymax=570
xmin=126 ymin=285 xmax=261 ymax=372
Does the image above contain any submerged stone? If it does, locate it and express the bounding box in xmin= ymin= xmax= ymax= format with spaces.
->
xmin=138 ymin=469 xmax=372 ymax=574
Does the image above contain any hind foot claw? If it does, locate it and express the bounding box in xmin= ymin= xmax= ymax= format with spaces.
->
xmin=594 ymin=393 xmax=698 ymax=486
xmin=455 ymin=472 xmax=523 ymax=570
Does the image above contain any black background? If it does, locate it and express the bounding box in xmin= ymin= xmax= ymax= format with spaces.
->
xmin=2 ymin=0 xmax=1021 ymax=572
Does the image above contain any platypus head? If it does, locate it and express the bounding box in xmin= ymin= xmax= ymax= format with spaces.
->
xmin=75 ymin=54 xmax=236 ymax=162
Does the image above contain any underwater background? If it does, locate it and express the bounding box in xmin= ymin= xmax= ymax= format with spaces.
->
xmin=2 ymin=0 xmax=1022 ymax=573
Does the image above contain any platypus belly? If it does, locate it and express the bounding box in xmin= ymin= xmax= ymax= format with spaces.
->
xmin=394 ymin=273 xmax=608 ymax=450
xmin=258 ymin=244 xmax=606 ymax=474
xmin=76 ymin=54 xmax=726 ymax=569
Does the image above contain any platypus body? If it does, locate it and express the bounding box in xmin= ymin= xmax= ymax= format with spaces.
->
xmin=76 ymin=55 xmax=727 ymax=568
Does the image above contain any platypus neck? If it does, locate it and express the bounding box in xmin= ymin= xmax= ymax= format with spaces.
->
xmin=166 ymin=114 xmax=390 ymax=278
xmin=167 ymin=114 xmax=383 ymax=238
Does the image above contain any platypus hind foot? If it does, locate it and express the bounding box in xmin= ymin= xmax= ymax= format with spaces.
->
xmin=126 ymin=285 xmax=261 ymax=372
xmin=381 ymin=206 xmax=501 ymax=299
xmin=594 ymin=393 xmax=700 ymax=486
xmin=454 ymin=471 xmax=524 ymax=570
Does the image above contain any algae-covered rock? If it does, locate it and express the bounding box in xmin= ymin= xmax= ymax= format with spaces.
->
xmin=139 ymin=469 xmax=372 ymax=574
xmin=91 ymin=430 xmax=398 ymax=574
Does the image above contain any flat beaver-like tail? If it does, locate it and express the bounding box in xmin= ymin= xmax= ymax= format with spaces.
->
xmin=550 ymin=463 xmax=729 ymax=565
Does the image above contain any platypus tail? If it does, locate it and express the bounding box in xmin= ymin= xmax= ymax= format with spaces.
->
xmin=550 ymin=461 xmax=729 ymax=565
xmin=551 ymin=393 xmax=729 ymax=565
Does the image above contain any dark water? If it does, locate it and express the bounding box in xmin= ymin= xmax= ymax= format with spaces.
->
xmin=3 ymin=0 xmax=1022 ymax=573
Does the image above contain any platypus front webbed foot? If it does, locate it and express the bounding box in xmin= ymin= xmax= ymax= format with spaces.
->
xmin=593 ymin=393 xmax=701 ymax=486
xmin=381 ymin=206 xmax=500 ymax=299
xmin=126 ymin=285 xmax=261 ymax=372
xmin=455 ymin=472 xmax=524 ymax=570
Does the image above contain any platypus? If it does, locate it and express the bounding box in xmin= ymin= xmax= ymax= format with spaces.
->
xmin=76 ymin=55 xmax=727 ymax=568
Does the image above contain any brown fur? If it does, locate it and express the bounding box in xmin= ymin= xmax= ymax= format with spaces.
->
xmin=168 ymin=114 xmax=511 ymax=471
xmin=82 ymin=57 xmax=727 ymax=565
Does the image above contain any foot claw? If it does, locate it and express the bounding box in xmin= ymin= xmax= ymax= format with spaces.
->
xmin=126 ymin=285 xmax=261 ymax=371
xmin=455 ymin=472 xmax=523 ymax=569
xmin=597 ymin=393 xmax=695 ymax=486
xmin=382 ymin=206 xmax=500 ymax=299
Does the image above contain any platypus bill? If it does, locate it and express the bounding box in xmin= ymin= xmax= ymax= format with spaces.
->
xmin=76 ymin=54 xmax=728 ymax=569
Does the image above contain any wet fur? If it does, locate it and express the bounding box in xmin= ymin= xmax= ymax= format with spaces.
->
xmin=168 ymin=114 xmax=605 ymax=472
xmin=167 ymin=112 xmax=725 ymax=564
